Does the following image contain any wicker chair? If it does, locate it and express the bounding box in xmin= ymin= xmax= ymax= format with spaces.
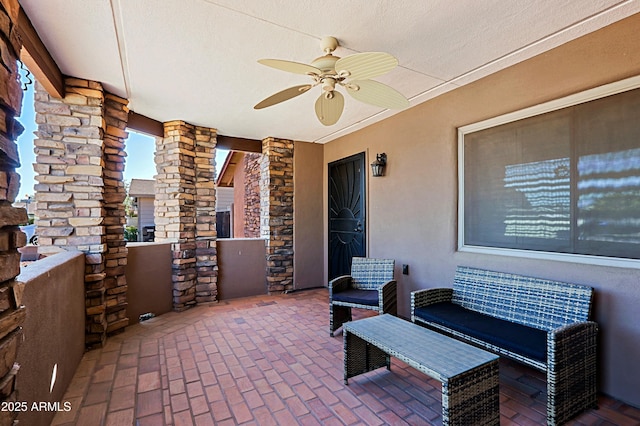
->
xmin=329 ymin=257 xmax=396 ymax=336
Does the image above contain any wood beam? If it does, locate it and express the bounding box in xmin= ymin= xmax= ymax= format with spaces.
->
xmin=17 ymin=7 xmax=65 ymax=98
xmin=126 ymin=111 xmax=262 ymax=153
xmin=216 ymin=135 xmax=262 ymax=153
xmin=127 ymin=111 xmax=164 ymax=137
xmin=0 ymin=0 xmax=19 ymax=23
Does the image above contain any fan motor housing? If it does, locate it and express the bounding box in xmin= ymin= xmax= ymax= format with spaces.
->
xmin=311 ymin=55 xmax=339 ymax=74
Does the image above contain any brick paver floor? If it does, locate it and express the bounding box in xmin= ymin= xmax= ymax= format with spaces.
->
xmin=51 ymin=289 xmax=640 ymax=425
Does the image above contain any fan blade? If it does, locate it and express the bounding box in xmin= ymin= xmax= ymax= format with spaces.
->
xmin=254 ymin=85 xmax=312 ymax=109
xmin=346 ymin=80 xmax=409 ymax=109
xmin=335 ymin=52 xmax=398 ymax=80
xmin=315 ymin=91 xmax=344 ymax=126
xmin=258 ymin=59 xmax=321 ymax=75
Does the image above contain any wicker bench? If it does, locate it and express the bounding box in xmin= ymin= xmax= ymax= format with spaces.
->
xmin=411 ymin=266 xmax=598 ymax=425
xmin=344 ymin=314 xmax=500 ymax=425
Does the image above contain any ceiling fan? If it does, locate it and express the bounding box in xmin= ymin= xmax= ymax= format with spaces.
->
xmin=254 ymin=36 xmax=409 ymax=126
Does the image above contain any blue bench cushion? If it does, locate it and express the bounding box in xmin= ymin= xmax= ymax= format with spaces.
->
xmin=332 ymin=289 xmax=379 ymax=306
xmin=414 ymin=302 xmax=547 ymax=363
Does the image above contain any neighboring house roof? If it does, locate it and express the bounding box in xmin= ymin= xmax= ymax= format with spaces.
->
xmin=216 ymin=151 xmax=243 ymax=188
xmin=129 ymin=179 xmax=155 ymax=197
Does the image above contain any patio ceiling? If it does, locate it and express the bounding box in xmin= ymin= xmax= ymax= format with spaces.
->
xmin=19 ymin=0 xmax=640 ymax=143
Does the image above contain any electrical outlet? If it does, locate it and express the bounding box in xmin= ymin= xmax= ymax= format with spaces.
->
xmin=402 ymin=264 xmax=409 ymax=275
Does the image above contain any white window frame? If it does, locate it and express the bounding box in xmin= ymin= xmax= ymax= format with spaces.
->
xmin=458 ymin=75 xmax=640 ymax=269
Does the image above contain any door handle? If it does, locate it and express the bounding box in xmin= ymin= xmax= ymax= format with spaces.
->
xmin=354 ymin=222 xmax=362 ymax=232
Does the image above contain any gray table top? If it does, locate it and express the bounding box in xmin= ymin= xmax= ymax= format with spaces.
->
xmin=344 ymin=314 xmax=499 ymax=381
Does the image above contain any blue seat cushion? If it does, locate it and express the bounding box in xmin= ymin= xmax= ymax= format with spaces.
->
xmin=414 ymin=302 xmax=547 ymax=363
xmin=332 ymin=289 xmax=379 ymax=306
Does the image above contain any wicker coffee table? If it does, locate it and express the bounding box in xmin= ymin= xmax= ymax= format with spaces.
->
xmin=344 ymin=314 xmax=500 ymax=426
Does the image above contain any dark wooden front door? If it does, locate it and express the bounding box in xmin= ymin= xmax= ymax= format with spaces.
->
xmin=329 ymin=152 xmax=366 ymax=280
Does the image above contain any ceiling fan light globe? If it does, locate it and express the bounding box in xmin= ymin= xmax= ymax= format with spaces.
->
xmin=322 ymin=77 xmax=336 ymax=92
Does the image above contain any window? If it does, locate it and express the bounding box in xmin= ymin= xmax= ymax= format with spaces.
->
xmin=459 ymin=76 xmax=640 ymax=265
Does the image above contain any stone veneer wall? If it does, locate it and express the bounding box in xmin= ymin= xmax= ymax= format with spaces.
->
xmin=34 ymin=78 xmax=129 ymax=348
xmin=0 ymin=1 xmax=27 ymax=423
xmin=155 ymin=121 xmax=217 ymax=310
xmin=260 ymin=138 xmax=294 ymax=293
xmin=243 ymin=152 xmax=261 ymax=238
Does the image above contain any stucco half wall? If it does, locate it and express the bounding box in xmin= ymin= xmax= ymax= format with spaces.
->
xmin=323 ymin=14 xmax=640 ymax=407
xmin=15 ymin=251 xmax=85 ymax=426
xmin=125 ymin=242 xmax=173 ymax=323
xmin=218 ymin=238 xmax=267 ymax=300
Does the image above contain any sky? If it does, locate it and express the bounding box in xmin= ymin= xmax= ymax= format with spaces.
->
xmin=15 ymin=82 xmax=227 ymax=200
xmin=15 ymin=82 xmax=37 ymax=200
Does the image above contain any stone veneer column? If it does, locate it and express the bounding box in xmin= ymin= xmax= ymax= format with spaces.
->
xmin=34 ymin=78 xmax=129 ymax=348
xmin=244 ymin=152 xmax=261 ymax=238
xmin=260 ymin=137 xmax=294 ymax=293
xmin=155 ymin=121 xmax=218 ymax=310
xmin=194 ymin=126 xmax=218 ymax=303
xmin=102 ymin=93 xmax=129 ymax=333
xmin=0 ymin=2 xmax=26 ymax=423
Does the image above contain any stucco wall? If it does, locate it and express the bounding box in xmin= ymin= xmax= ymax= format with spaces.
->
xmin=16 ymin=251 xmax=85 ymax=426
xmin=217 ymin=238 xmax=267 ymax=299
xmin=323 ymin=14 xmax=640 ymax=407
xmin=125 ymin=242 xmax=173 ymax=323
xmin=293 ymin=141 xmax=324 ymax=290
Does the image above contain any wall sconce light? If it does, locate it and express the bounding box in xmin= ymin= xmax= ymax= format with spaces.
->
xmin=371 ymin=153 xmax=387 ymax=177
